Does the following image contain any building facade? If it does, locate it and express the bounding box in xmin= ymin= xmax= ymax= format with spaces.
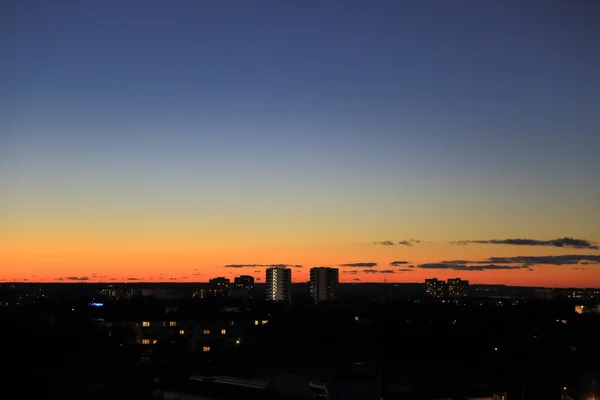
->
xmin=231 ymin=275 xmax=255 ymax=299
xmin=309 ymin=267 xmax=339 ymax=303
xmin=208 ymin=277 xmax=231 ymax=297
xmin=266 ymin=267 xmax=292 ymax=303
xmin=447 ymin=278 xmax=469 ymax=297
xmin=425 ymin=278 xmax=446 ymax=298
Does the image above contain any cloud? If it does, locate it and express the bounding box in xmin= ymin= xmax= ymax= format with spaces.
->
xmin=56 ymin=277 xmax=64 ymax=281
xmin=441 ymin=255 xmax=600 ymax=266
xmin=390 ymin=260 xmax=410 ymax=266
xmin=342 ymin=270 xmax=358 ymax=274
xmin=451 ymin=237 xmax=598 ymax=250
xmin=379 ymin=269 xmax=395 ymax=273
xmin=127 ymin=277 xmax=140 ymax=281
xmin=486 ymin=255 xmax=600 ymax=265
xmin=374 ymin=240 xmax=395 ymax=246
xmin=398 ymin=239 xmax=421 ymax=247
xmin=224 ymin=264 xmax=303 ymax=268
xmin=398 ymin=268 xmax=413 ymax=272
xmin=352 ymin=278 xmax=361 ymax=281
xmin=417 ymin=263 xmax=528 ymax=271
xmin=192 ymin=273 xmax=202 ymax=276
xmin=66 ymin=276 xmax=89 ymax=281
xmin=363 ymin=269 xmax=378 ymax=274
xmin=339 ymin=262 xmax=377 ymax=268
xmin=572 ymin=267 xmax=587 ymax=271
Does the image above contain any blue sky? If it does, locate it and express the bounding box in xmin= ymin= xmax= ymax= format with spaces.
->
xmin=1 ymin=0 xmax=599 ymax=284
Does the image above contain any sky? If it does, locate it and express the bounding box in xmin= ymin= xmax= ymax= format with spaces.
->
xmin=1 ymin=0 xmax=599 ymax=287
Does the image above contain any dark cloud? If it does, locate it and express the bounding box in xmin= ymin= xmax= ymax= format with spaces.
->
xmin=572 ymin=267 xmax=587 ymax=271
xmin=127 ymin=277 xmax=140 ymax=281
xmin=379 ymin=269 xmax=395 ymax=274
xmin=66 ymin=276 xmax=89 ymax=281
xmin=180 ymin=276 xmax=188 ymax=279
xmin=169 ymin=278 xmax=177 ymax=280
xmin=398 ymin=268 xmax=413 ymax=272
xmin=390 ymin=260 xmax=410 ymax=266
xmin=352 ymin=278 xmax=361 ymax=281
xmin=363 ymin=269 xmax=378 ymax=274
xmin=374 ymin=240 xmax=395 ymax=246
xmin=441 ymin=255 xmax=600 ymax=266
xmin=339 ymin=262 xmax=377 ymax=268
xmin=398 ymin=239 xmax=421 ymax=247
xmin=418 ymin=263 xmax=528 ymax=271
xmin=56 ymin=277 xmax=64 ymax=281
xmin=342 ymin=270 xmax=359 ymax=275
xmin=225 ymin=264 xmax=303 ymax=268
xmin=486 ymin=255 xmax=600 ymax=265
xmin=451 ymin=237 xmax=598 ymax=250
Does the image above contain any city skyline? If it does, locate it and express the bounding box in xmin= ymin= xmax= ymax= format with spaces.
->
xmin=2 ymin=1 xmax=599 ymax=287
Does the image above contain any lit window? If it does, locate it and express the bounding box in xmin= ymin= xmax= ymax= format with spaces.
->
xmin=254 ymin=320 xmax=259 ymax=326
xmin=152 ymin=339 xmax=158 ymax=344
xmin=203 ymin=329 xmax=210 ymax=335
xmin=142 ymin=321 xmax=150 ymax=327
xmin=142 ymin=339 xmax=150 ymax=345
xmin=229 ymin=321 xmax=235 ymax=326
xmin=169 ymin=321 xmax=177 ymax=327
xmin=221 ymin=329 xmax=226 ymax=335
xmin=261 ymin=320 xmax=268 ymax=325
xmin=354 ymin=316 xmax=359 ymax=321
xmin=235 ymin=339 xmax=241 ymax=344
xmin=179 ymin=330 xmax=185 ymax=335
xmin=203 ymin=346 xmax=211 ymax=352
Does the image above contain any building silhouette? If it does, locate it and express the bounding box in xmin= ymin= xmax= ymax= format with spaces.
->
xmin=447 ymin=278 xmax=469 ymax=297
xmin=309 ymin=267 xmax=339 ymax=303
xmin=208 ymin=277 xmax=230 ymax=297
xmin=425 ymin=278 xmax=446 ymax=298
xmin=266 ymin=267 xmax=291 ymax=303
xmin=231 ymin=275 xmax=255 ymax=299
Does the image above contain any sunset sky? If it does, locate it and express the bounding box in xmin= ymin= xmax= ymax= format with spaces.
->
xmin=2 ymin=1 xmax=599 ymax=287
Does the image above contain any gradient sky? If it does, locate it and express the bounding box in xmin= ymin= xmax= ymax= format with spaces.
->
xmin=2 ymin=0 xmax=599 ymax=287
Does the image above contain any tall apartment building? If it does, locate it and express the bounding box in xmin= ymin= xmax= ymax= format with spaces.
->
xmin=447 ymin=278 xmax=469 ymax=297
xmin=309 ymin=267 xmax=339 ymax=303
xmin=266 ymin=267 xmax=292 ymax=303
xmin=208 ymin=277 xmax=230 ymax=297
xmin=425 ymin=278 xmax=446 ymax=298
xmin=231 ymin=275 xmax=255 ymax=299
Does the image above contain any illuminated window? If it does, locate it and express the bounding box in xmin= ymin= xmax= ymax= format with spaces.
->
xmin=203 ymin=346 xmax=211 ymax=352
xmin=142 ymin=339 xmax=150 ymax=345
xmin=152 ymin=339 xmax=158 ymax=344
xmin=203 ymin=329 xmax=210 ymax=335
xmin=142 ymin=321 xmax=150 ymax=327
xmin=261 ymin=320 xmax=268 ymax=325
xmin=235 ymin=339 xmax=241 ymax=344
xmin=169 ymin=321 xmax=177 ymax=327
xmin=229 ymin=320 xmax=235 ymax=326
xmin=179 ymin=330 xmax=185 ymax=335
xmin=354 ymin=316 xmax=359 ymax=321
xmin=221 ymin=329 xmax=226 ymax=335
xmin=254 ymin=320 xmax=259 ymax=326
